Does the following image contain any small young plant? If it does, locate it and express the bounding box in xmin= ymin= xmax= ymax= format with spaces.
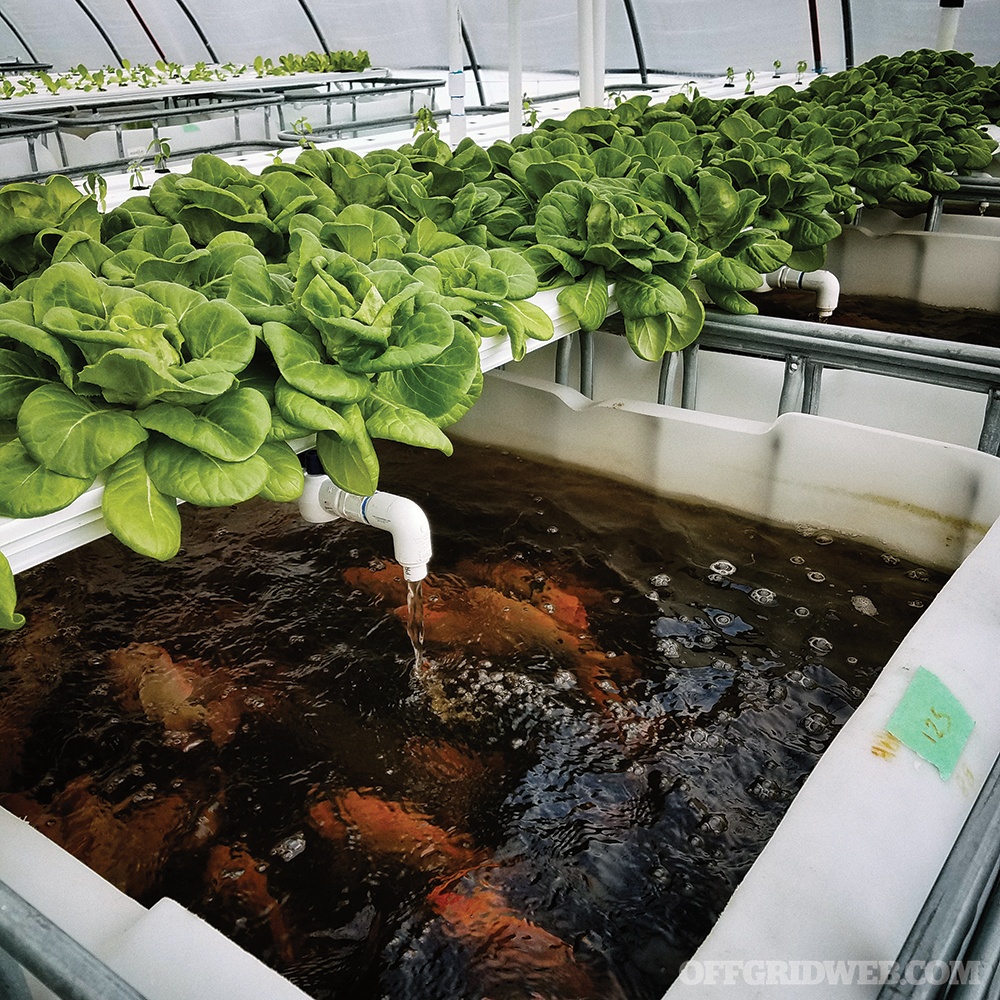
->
xmin=412 ymin=105 xmax=439 ymax=136
xmin=744 ymin=68 xmax=755 ymax=95
xmin=147 ymin=136 xmax=171 ymax=173
xmin=82 ymin=172 xmax=107 ymax=212
xmin=773 ymin=58 xmax=782 ymax=78
xmin=724 ymin=66 xmax=735 ymax=88
xmin=127 ymin=158 xmax=146 ymax=191
xmin=796 ymin=59 xmax=808 ymax=85
xmin=522 ymin=93 xmax=538 ymax=128
xmin=291 ymin=116 xmax=316 ymax=148
xmin=607 ymin=90 xmax=626 ymax=108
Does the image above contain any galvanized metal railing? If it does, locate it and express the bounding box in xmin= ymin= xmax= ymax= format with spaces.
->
xmin=555 ymin=311 xmax=1000 ymax=455
xmin=0 ymin=879 xmax=149 ymax=1000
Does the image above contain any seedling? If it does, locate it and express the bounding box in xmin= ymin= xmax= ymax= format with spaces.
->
xmin=82 ymin=172 xmax=107 ymax=212
xmin=291 ymin=116 xmax=316 ymax=148
xmin=412 ymin=105 xmax=439 ymax=136
xmin=744 ymin=69 xmax=755 ymax=95
xmin=522 ymin=93 xmax=538 ymax=128
xmin=724 ymin=66 xmax=735 ymax=88
xmin=127 ymin=158 xmax=146 ymax=191
xmin=773 ymin=59 xmax=782 ymax=78
xmin=796 ymin=59 xmax=808 ymax=85
xmin=147 ymin=137 xmax=171 ymax=172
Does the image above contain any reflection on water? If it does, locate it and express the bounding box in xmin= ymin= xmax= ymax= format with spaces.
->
xmin=0 ymin=440 xmax=948 ymax=1000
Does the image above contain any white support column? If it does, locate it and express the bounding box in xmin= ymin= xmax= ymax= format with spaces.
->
xmin=577 ymin=0 xmax=595 ymax=107
xmin=508 ymin=0 xmax=522 ymax=139
xmin=593 ymin=0 xmax=606 ymax=106
xmin=448 ymin=0 xmax=466 ymax=147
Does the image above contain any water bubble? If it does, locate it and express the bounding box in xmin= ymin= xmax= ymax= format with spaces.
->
xmin=814 ymin=534 xmax=833 ymax=546
xmin=546 ymin=526 xmax=559 ymax=534
xmin=553 ymin=670 xmax=576 ymax=689
xmin=785 ymin=669 xmax=818 ymax=690
xmin=906 ymin=568 xmax=930 ymax=582
xmin=803 ymin=712 xmax=829 ymax=734
xmin=605 ymin=651 xmax=617 ymax=659
xmin=750 ymin=588 xmax=777 ymax=607
xmin=749 ymin=776 xmax=782 ymax=800
xmin=611 ymin=596 xmax=620 ymax=604
xmin=712 ymin=612 xmax=734 ymax=627
xmin=908 ymin=600 xmax=925 ymax=609
xmin=881 ymin=552 xmax=900 ymax=564
xmin=702 ymin=813 xmax=729 ymax=834
xmin=846 ymin=656 xmax=858 ymax=664
xmin=793 ymin=606 xmax=810 ymax=618
xmin=271 ymin=832 xmax=306 ymax=862
xmin=851 ymin=595 xmax=878 ymax=617
xmin=707 ymin=574 xmax=726 ymax=584
xmin=808 ymin=636 xmax=833 ymax=655
xmin=647 ymin=591 xmax=660 ymax=602
xmin=796 ymin=524 xmax=817 ymax=537
xmin=656 ymin=638 xmax=681 ymax=658
xmin=649 ymin=573 xmax=672 ymax=589
xmin=542 ymin=603 xmax=555 ymax=614
xmin=789 ymin=555 xmax=806 ymax=565
xmin=710 ymin=560 xmax=737 ymax=576
xmin=807 ymin=571 xmax=826 ymax=583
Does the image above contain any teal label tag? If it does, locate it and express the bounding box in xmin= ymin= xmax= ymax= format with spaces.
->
xmin=886 ymin=667 xmax=974 ymax=780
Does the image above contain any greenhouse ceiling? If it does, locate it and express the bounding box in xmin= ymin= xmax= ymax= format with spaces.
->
xmin=0 ymin=0 xmax=997 ymax=80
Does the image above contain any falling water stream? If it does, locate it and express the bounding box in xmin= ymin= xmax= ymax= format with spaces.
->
xmin=405 ymin=580 xmax=425 ymax=669
xmin=0 ymin=439 xmax=949 ymax=1000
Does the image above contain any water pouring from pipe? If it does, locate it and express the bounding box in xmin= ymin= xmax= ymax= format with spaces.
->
xmin=297 ymin=450 xmax=432 ymax=664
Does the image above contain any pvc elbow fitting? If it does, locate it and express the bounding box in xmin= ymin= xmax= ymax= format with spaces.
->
xmin=297 ymin=473 xmax=432 ymax=581
xmin=760 ymin=266 xmax=842 ymax=319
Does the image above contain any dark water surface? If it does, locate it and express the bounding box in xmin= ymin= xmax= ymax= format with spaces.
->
xmin=0 ymin=440 xmax=947 ymax=1000
xmin=751 ymin=289 xmax=1000 ymax=347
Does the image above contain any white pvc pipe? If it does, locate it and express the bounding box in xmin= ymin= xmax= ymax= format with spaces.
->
xmin=577 ymin=0 xmax=595 ymax=107
xmin=299 ymin=474 xmax=433 ymax=582
xmin=593 ymin=0 xmax=606 ymax=106
xmin=936 ymin=7 xmax=962 ymax=50
xmin=447 ymin=0 xmax=466 ymax=147
xmin=508 ymin=0 xmax=522 ymax=139
xmin=758 ymin=266 xmax=842 ymax=319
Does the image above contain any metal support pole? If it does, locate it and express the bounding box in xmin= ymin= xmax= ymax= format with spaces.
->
xmin=778 ymin=354 xmax=805 ymax=414
xmin=448 ymin=0 xmax=466 ymax=147
xmin=579 ymin=329 xmax=594 ymax=398
xmin=680 ymin=342 xmax=699 ymax=409
xmin=555 ymin=336 xmax=573 ymax=387
xmin=658 ymin=351 xmax=676 ymax=405
xmin=508 ymin=0 xmax=522 ymax=139
xmin=578 ymin=0 xmax=595 ymax=106
xmin=803 ymin=359 xmax=824 ymax=414
xmin=978 ymin=388 xmax=1000 ymax=455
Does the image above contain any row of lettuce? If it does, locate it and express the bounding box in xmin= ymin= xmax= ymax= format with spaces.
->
xmin=1 ymin=47 xmax=998 ymax=628
xmin=1 ymin=49 xmax=372 ymax=100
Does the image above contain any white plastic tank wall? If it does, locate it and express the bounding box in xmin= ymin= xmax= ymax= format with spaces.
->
xmin=450 ymin=361 xmax=1000 ymax=1000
